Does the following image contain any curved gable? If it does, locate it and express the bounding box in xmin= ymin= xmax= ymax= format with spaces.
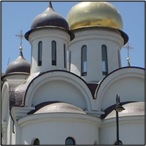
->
xmin=95 ymin=67 xmax=144 ymax=111
xmin=24 ymin=70 xmax=94 ymax=111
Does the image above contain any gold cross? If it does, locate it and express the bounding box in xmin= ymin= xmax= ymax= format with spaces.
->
xmin=123 ymin=42 xmax=134 ymax=66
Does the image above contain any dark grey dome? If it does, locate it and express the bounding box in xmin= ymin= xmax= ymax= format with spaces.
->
xmin=105 ymin=102 xmax=144 ymax=119
xmin=31 ymin=3 xmax=69 ymax=30
xmin=6 ymin=50 xmax=30 ymax=74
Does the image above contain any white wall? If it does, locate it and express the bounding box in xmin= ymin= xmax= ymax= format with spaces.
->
xmin=24 ymin=71 xmax=99 ymax=111
xmin=3 ymin=73 xmax=29 ymax=80
xmin=28 ymin=28 xmax=70 ymax=73
xmin=18 ymin=113 xmax=101 ymax=145
xmin=102 ymin=77 xmax=144 ymax=110
xmin=69 ymin=28 xmax=124 ymax=83
xmin=100 ymin=115 xmax=144 ymax=144
xmin=33 ymin=80 xmax=86 ymax=109
xmin=96 ymin=68 xmax=144 ymax=111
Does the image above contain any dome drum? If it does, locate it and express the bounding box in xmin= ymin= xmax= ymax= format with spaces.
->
xmin=25 ymin=26 xmax=74 ymax=41
xmin=71 ymin=26 xmax=128 ymax=45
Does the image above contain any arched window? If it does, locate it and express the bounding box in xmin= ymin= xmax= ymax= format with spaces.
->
xmin=65 ymin=137 xmax=75 ymax=145
xmin=118 ymin=50 xmax=121 ymax=67
xmin=69 ymin=50 xmax=71 ymax=71
xmin=52 ymin=41 xmax=57 ymax=65
xmin=81 ymin=45 xmax=87 ymax=76
xmin=64 ymin=44 xmax=66 ymax=68
xmin=38 ymin=41 xmax=42 ymax=66
xmin=102 ymin=45 xmax=108 ymax=75
xmin=33 ymin=138 xmax=40 ymax=145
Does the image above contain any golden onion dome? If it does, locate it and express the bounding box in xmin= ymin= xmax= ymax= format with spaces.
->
xmin=67 ymin=2 xmax=123 ymax=30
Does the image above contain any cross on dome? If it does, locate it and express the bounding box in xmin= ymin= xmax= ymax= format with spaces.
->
xmin=123 ymin=42 xmax=134 ymax=66
xmin=16 ymin=30 xmax=24 ymax=51
xmin=48 ymin=1 xmax=53 ymax=9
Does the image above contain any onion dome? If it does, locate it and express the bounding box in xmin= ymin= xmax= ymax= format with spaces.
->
xmin=5 ymin=47 xmax=30 ymax=74
xmin=105 ymin=102 xmax=144 ymax=119
xmin=67 ymin=2 xmax=123 ymax=30
xmin=31 ymin=2 xmax=69 ymax=30
xmin=34 ymin=102 xmax=86 ymax=114
xmin=67 ymin=2 xmax=128 ymax=44
xmin=25 ymin=2 xmax=72 ymax=40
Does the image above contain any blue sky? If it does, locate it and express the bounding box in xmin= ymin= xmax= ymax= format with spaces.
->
xmin=2 ymin=2 xmax=145 ymax=73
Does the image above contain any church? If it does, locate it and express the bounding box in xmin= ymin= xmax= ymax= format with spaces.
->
xmin=1 ymin=2 xmax=144 ymax=145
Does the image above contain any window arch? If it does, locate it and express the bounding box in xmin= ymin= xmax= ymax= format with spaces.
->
xmin=33 ymin=138 xmax=40 ymax=145
xmin=81 ymin=45 xmax=87 ymax=76
xmin=101 ymin=45 xmax=108 ymax=75
xmin=65 ymin=137 xmax=75 ymax=145
xmin=52 ymin=40 xmax=57 ymax=65
xmin=38 ymin=41 xmax=42 ymax=66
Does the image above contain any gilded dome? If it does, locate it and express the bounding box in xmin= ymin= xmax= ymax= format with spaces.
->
xmin=67 ymin=2 xmax=123 ymax=30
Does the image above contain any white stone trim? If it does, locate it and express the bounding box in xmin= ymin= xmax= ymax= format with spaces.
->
xmin=18 ymin=112 xmax=101 ymax=128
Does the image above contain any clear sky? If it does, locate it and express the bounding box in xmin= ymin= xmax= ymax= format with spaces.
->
xmin=2 ymin=2 xmax=145 ymax=73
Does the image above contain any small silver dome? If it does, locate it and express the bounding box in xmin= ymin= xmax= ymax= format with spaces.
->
xmin=105 ymin=102 xmax=144 ymax=119
xmin=5 ymin=50 xmax=30 ymax=74
xmin=34 ymin=102 xmax=86 ymax=114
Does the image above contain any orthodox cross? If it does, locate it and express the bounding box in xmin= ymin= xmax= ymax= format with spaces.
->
xmin=123 ymin=42 xmax=134 ymax=66
xmin=16 ymin=30 xmax=24 ymax=51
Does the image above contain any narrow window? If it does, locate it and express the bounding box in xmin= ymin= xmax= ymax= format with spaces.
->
xmin=38 ymin=41 xmax=42 ymax=66
xmin=65 ymin=137 xmax=75 ymax=145
xmin=64 ymin=44 xmax=66 ymax=68
xmin=52 ymin=41 xmax=57 ymax=65
xmin=81 ymin=45 xmax=87 ymax=76
xmin=33 ymin=138 xmax=40 ymax=145
xmin=118 ymin=50 xmax=121 ymax=67
xmin=69 ymin=50 xmax=71 ymax=71
xmin=102 ymin=45 xmax=108 ymax=75
xmin=31 ymin=44 xmax=33 ymax=65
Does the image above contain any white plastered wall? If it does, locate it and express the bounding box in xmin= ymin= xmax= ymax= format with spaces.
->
xmin=18 ymin=113 xmax=101 ymax=145
xmin=96 ymin=68 xmax=144 ymax=111
xmin=24 ymin=71 xmax=99 ymax=111
xmin=100 ymin=115 xmax=144 ymax=144
xmin=28 ymin=28 xmax=70 ymax=73
xmin=69 ymin=28 xmax=124 ymax=83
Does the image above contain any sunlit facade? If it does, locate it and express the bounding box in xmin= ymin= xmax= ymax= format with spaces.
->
xmin=1 ymin=2 xmax=144 ymax=145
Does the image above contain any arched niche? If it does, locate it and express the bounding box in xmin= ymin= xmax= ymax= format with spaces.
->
xmin=24 ymin=71 xmax=93 ymax=111
xmin=95 ymin=67 xmax=144 ymax=111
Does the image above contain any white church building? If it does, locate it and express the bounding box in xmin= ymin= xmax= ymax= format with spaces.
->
xmin=1 ymin=2 xmax=144 ymax=145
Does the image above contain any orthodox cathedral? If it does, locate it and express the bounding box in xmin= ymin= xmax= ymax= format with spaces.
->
xmin=1 ymin=2 xmax=144 ymax=145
